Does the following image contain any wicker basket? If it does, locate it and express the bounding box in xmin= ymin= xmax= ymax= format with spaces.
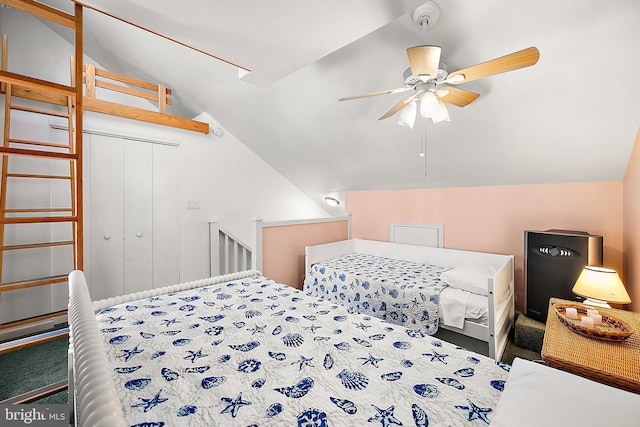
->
xmin=553 ymin=303 xmax=634 ymax=341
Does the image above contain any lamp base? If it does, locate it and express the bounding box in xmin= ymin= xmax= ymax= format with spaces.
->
xmin=582 ymin=298 xmax=611 ymax=309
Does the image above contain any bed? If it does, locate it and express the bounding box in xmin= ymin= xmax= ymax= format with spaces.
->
xmin=492 ymin=357 xmax=640 ymax=427
xmin=68 ymin=269 xmax=511 ymax=427
xmin=303 ymin=239 xmax=515 ymax=360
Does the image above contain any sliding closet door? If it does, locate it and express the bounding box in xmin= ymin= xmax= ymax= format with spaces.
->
xmin=87 ymin=134 xmax=179 ymax=300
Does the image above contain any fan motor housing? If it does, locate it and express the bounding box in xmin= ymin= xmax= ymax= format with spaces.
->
xmin=403 ymin=63 xmax=448 ymax=86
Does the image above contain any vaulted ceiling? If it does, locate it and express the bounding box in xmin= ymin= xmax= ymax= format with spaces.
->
xmin=37 ymin=0 xmax=640 ymax=209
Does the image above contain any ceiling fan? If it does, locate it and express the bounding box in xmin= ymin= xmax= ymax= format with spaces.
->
xmin=339 ymin=1 xmax=540 ymax=127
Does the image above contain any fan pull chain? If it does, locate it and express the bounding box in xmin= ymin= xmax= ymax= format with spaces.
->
xmin=420 ymin=15 xmax=430 ymax=178
xmin=420 ymin=118 xmax=428 ymax=177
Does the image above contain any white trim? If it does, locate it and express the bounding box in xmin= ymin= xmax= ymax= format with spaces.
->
xmin=263 ymin=215 xmax=351 ymax=228
xmin=49 ymin=120 xmax=181 ymax=146
xmin=251 ymin=218 xmax=263 ymax=272
xmin=209 ymin=222 xmax=221 ymax=277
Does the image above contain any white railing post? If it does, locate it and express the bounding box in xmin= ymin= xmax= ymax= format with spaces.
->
xmin=209 ymin=221 xmax=220 ymax=277
xmin=223 ymin=234 xmax=230 ymax=274
xmin=347 ymin=212 xmax=353 ymax=239
xmin=251 ymin=217 xmax=263 ymax=272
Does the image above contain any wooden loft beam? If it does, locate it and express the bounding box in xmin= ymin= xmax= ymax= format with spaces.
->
xmin=8 ymin=80 xmax=208 ymax=134
xmin=71 ymin=0 xmax=250 ymax=73
xmin=9 ymin=84 xmax=207 ymax=134
xmin=84 ymin=97 xmax=210 ymax=134
xmin=0 ymin=0 xmax=76 ymax=29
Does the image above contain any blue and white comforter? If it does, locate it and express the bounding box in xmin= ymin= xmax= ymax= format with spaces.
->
xmin=304 ymin=254 xmax=449 ymax=335
xmin=96 ymin=274 xmax=508 ymax=427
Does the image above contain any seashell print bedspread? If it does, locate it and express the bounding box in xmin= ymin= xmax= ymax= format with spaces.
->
xmin=304 ymin=254 xmax=450 ymax=335
xmin=96 ymin=274 xmax=508 ymax=426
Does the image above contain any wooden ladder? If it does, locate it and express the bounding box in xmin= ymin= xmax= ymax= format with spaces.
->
xmin=0 ymin=0 xmax=83 ymax=324
xmin=0 ymin=78 xmax=76 ymax=345
xmin=0 ymin=0 xmax=84 ymax=404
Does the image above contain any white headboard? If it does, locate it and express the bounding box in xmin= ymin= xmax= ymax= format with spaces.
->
xmin=389 ymin=222 xmax=444 ymax=248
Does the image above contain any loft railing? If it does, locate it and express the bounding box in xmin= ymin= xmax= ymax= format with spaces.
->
xmin=79 ymin=60 xmax=208 ymax=133
xmin=209 ymin=219 xmax=262 ymax=276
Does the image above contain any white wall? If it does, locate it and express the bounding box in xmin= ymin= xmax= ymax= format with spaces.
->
xmin=1 ymin=8 xmax=331 ymax=285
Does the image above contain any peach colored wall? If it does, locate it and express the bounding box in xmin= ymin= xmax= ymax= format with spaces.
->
xmin=346 ymin=182 xmax=624 ymax=312
xmin=262 ymin=220 xmax=349 ymax=289
xmin=623 ymin=129 xmax=640 ymax=312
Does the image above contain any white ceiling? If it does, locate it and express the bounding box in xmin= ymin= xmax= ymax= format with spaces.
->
xmin=39 ymin=0 xmax=640 ymax=208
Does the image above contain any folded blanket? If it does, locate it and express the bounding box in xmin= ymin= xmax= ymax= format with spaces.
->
xmin=439 ymin=287 xmax=470 ymax=329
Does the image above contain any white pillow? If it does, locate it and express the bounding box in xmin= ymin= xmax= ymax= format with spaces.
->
xmin=439 ymin=264 xmax=495 ymax=296
xmin=491 ymin=358 xmax=640 ymax=427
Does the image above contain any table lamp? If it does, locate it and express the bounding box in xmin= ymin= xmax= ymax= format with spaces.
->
xmin=572 ymin=266 xmax=631 ymax=308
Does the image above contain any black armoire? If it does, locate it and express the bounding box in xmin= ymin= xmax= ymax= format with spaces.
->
xmin=524 ymin=230 xmax=603 ymax=322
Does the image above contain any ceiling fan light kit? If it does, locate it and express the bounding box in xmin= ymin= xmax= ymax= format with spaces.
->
xmin=339 ymin=0 xmax=540 ymax=126
xmin=397 ymin=100 xmax=418 ymax=129
xmin=419 ymin=91 xmax=439 ymax=116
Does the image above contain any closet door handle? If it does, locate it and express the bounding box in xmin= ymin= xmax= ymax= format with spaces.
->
xmin=104 ymin=234 xmax=111 ymax=240
xmin=136 ymin=232 xmax=143 ymax=237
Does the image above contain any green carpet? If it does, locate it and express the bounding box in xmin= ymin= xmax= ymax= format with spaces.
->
xmin=514 ymin=314 xmax=546 ymax=353
xmin=501 ymin=340 xmax=542 ymax=365
xmin=33 ymin=390 xmax=68 ymax=404
xmin=0 ymin=337 xmax=69 ymax=401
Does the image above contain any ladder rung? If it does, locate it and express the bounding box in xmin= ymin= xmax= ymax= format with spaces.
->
xmin=0 ymin=216 xmax=76 ymax=224
xmin=5 ymin=208 xmax=73 ymax=213
xmin=0 ymin=275 xmax=68 ymax=292
xmin=11 ymin=85 xmax=69 ymax=107
xmin=9 ymin=138 xmax=71 ymax=150
xmin=0 ymin=379 xmax=68 ymax=404
xmin=0 ymin=69 xmax=75 ymax=98
xmin=7 ymin=173 xmax=72 ymax=179
xmin=0 ymin=146 xmax=76 ymax=160
xmin=0 ymin=309 xmax=67 ymax=331
xmin=0 ymin=327 xmax=69 ymax=355
xmin=10 ymin=104 xmax=70 ymax=119
xmin=3 ymin=240 xmax=74 ymax=251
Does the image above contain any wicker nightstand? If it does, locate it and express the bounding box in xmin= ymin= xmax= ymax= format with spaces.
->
xmin=541 ymin=298 xmax=640 ymax=394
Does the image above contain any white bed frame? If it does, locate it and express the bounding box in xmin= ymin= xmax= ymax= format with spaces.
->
xmin=67 ymin=269 xmax=261 ymax=427
xmin=304 ymin=238 xmax=515 ymax=360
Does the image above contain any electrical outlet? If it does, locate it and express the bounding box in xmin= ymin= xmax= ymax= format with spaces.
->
xmin=186 ymin=200 xmax=200 ymax=210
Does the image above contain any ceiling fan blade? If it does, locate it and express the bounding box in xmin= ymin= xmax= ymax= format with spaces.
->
xmin=339 ymin=87 xmax=409 ymax=101
xmin=446 ymin=47 xmax=540 ymax=84
xmin=437 ymin=87 xmax=480 ymax=107
xmin=378 ymin=94 xmax=418 ymax=120
xmin=407 ymin=45 xmax=442 ymax=79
